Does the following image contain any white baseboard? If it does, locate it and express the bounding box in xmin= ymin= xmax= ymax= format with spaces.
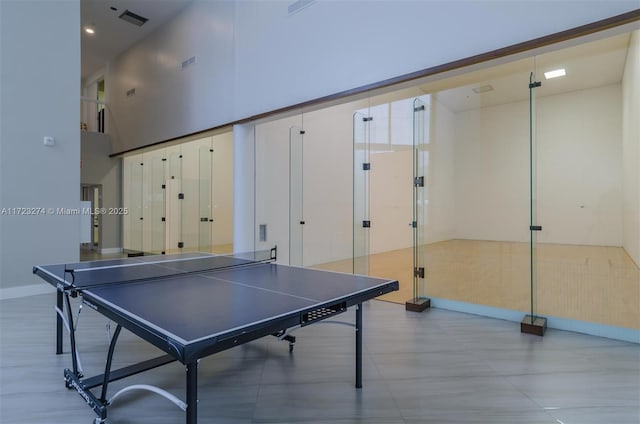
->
xmin=1 ymin=284 xmax=55 ymax=300
xmin=101 ymin=247 xmax=123 ymax=255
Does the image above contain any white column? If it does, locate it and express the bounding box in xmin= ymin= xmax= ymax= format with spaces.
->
xmin=233 ymin=123 xmax=256 ymax=253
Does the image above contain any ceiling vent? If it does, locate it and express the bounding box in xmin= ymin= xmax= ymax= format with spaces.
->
xmin=119 ymin=10 xmax=149 ymax=27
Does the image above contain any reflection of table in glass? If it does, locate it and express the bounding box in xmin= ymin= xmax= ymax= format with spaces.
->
xmin=33 ymin=248 xmax=398 ymax=424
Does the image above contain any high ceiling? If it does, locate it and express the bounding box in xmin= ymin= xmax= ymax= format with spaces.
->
xmin=81 ymin=0 xmax=192 ymax=81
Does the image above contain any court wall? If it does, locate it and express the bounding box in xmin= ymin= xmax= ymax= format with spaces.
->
xmin=253 ymin=100 xmax=363 ymax=266
xmin=248 ymin=78 xmax=629 ymax=269
xmin=622 ymin=30 xmax=640 ymax=267
xmin=121 ymin=133 xmax=233 ymax=254
xmin=454 ymin=84 xmax=623 ymax=246
xmin=250 ymin=92 xmax=457 ymax=266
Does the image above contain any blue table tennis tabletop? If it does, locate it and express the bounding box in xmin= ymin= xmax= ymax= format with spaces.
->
xmin=33 ymin=250 xmax=398 ymax=424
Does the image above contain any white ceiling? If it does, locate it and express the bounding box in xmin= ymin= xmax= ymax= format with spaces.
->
xmin=423 ymin=33 xmax=631 ymax=113
xmin=81 ymin=0 xmax=192 ymax=81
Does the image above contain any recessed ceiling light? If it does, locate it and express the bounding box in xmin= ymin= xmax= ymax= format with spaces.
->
xmin=544 ymin=68 xmax=566 ymax=79
xmin=84 ymin=27 xmax=95 ymax=34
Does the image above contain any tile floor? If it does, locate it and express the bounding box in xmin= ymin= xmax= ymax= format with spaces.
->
xmin=1 ymin=294 xmax=638 ymax=423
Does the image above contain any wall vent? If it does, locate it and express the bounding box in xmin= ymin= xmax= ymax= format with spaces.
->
xmin=119 ymin=9 xmax=149 ymax=27
xmin=259 ymin=224 xmax=267 ymax=242
xmin=288 ymin=0 xmax=316 ymax=15
xmin=181 ymin=56 xmax=196 ymax=69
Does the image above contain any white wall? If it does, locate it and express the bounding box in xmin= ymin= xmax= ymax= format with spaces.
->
xmin=0 ymin=0 xmax=80 ymax=292
xmin=454 ymin=101 xmax=530 ymax=241
xmin=303 ymin=103 xmax=362 ymax=264
xmin=370 ymin=150 xmax=413 ymax=254
xmin=235 ymin=1 xmax=636 ymax=120
xmin=537 ymin=85 xmax=623 ymax=246
xmin=233 ymin=123 xmax=256 ymax=253
xmin=454 ymin=84 xmax=623 ymax=246
xmin=107 ymin=0 xmax=236 ymax=153
xmin=254 ymin=100 xmax=371 ymax=266
xmin=622 ymin=30 xmax=640 ymax=266
xmin=254 ymin=116 xmax=298 ymax=262
xmin=250 ymin=93 xmax=458 ymax=265
xmin=107 ymin=0 xmax=637 ymax=154
xmin=426 ymin=97 xmax=457 ymax=243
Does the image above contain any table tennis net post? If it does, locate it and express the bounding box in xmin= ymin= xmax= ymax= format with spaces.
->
xmin=62 ymin=246 xmax=277 ymax=289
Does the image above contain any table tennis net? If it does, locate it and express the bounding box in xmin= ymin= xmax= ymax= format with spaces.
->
xmin=63 ymin=248 xmax=276 ymax=289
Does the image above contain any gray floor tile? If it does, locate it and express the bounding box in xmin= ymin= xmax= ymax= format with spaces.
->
xmin=1 ymin=294 xmax=638 ymax=424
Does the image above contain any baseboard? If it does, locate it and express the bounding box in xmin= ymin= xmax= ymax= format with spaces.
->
xmin=101 ymin=247 xmax=123 ymax=255
xmin=430 ymin=297 xmax=640 ymax=344
xmin=0 ymin=284 xmax=55 ymax=300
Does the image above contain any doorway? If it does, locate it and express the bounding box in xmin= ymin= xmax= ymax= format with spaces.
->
xmin=81 ymin=184 xmax=102 ymax=253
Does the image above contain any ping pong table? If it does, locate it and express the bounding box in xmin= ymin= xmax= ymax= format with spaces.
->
xmin=33 ymin=247 xmax=398 ymax=423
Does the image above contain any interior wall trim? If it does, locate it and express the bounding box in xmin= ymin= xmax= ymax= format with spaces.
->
xmin=110 ymin=9 xmax=640 ymax=157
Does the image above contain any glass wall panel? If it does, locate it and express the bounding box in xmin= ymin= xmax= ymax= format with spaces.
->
xmin=199 ymin=144 xmax=214 ymax=252
xmin=128 ymin=158 xmax=143 ymax=253
xmin=527 ymin=68 xmax=543 ymax=328
xmin=181 ymin=143 xmax=200 ymax=251
xmin=166 ymin=150 xmax=183 ymax=253
xmin=120 ymin=131 xmax=235 ymax=257
xmin=210 ymin=133 xmax=234 ymax=254
xmin=411 ymin=97 xmax=430 ymax=306
xmin=150 ymin=153 xmax=167 ymax=254
xmin=353 ymin=112 xmax=370 ymax=275
xmin=289 ymin=126 xmax=304 ymax=266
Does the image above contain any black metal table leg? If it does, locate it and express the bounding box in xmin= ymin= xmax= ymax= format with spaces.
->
xmin=186 ymin=361 xmax=198 ymax=424
xmin=64 ymin=293 xmax=80 ymax=375
xmin=356 ymin=303 xmax=362 ymax=388
xmin=56 ymin=290 xmax=63 ymax=354
xmin=100 ymin=324 xmax=123 ymax=403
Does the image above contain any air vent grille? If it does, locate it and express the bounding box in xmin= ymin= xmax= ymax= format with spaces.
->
xmin=119 ymin=9 xmax=149 ymax=27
